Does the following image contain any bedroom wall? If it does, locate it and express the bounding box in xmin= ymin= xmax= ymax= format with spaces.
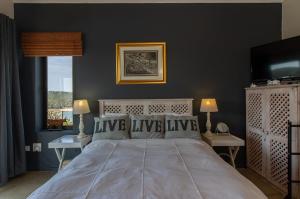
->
xmin=14 ymin=3 xmax=282 ymax=170
xmin=282 ymin=0 xmax=300 ymax=39
xmin=0 ymin=0 xmax=14 ymax=18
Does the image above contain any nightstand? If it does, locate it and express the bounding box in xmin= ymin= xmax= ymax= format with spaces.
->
xmin=202 ymin=133 xmax=245 ymax=168
xmin=48 ymin=135 xmax=92 ymax=171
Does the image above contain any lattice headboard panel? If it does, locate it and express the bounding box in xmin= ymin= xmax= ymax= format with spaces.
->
xmin=98 ymin=99 xmax=194 ymax=116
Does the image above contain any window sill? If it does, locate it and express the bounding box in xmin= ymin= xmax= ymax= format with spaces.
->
xmin=38 ymin=129 xmax=74 ymax=134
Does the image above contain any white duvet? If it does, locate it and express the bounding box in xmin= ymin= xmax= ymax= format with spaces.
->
xmin=27 ymin=139 xmax=266 ymax=199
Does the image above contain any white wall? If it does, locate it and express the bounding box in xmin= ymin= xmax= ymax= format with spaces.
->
xmin=0 ymin=0 xmax=14 ymax=18
xmin=282 ymin=0 xmax=300 ymax=39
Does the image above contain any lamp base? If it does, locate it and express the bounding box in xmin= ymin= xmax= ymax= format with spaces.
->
xmin=77 ymin=132 xmax=87 ymax=139
xmin=203 ymin=130 xmax=213 ymax=137
xmin=77 ymin=114 xmax=87 ymax=139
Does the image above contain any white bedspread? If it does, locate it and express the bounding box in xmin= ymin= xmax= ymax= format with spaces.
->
xmin=27 ymin=139 xmax=266 ymax=199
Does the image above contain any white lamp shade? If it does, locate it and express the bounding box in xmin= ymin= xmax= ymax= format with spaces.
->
xmin=73 ymin=99 xmax=90 ymax=115
xmin=200 ymin=98 xmax=218 ymax=112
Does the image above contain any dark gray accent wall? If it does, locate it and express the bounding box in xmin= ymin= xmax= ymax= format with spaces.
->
xmin=15 ymin=3 xmax=282 ymax=170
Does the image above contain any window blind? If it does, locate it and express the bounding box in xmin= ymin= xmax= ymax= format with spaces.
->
xmin=21 ymin=32 xmax=82 ymax=57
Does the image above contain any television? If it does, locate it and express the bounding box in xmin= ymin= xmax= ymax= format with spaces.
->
xmin=251 ymin=36 xmax=300 ymax=84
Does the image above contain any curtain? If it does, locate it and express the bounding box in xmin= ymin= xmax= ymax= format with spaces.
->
xmin=0 ymin=14 xmax=26 ymax=186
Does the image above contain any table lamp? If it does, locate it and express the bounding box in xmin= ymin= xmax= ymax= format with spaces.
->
xmin=200 ymin=98 xmax=218 ymax=137
xmin=73 ymin=99 xmax=90 ymax=138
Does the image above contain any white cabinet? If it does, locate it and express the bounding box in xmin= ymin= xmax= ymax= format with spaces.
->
xmin=246 ymin=85 xmax=299 ymax=194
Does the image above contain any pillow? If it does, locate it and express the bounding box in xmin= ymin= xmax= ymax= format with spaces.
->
xmin=165 ymin=115 xmax=201 ymax=139
xmin=93 ymin=115 xmax=130 ymax=141
xmin=130 ymin=115 xmax=164 ymax=139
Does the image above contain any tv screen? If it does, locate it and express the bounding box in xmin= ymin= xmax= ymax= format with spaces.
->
xmin=251 ymin=36 xmax=300 ymax=83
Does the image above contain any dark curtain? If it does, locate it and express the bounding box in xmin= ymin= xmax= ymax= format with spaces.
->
xmin=0 ymin=14 xmax=26 ymax=186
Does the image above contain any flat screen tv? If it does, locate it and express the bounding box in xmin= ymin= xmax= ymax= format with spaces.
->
xmin=251 ymin=36 xmax=300 ymax=84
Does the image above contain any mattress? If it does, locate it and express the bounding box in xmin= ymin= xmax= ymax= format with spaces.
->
xmin=27 ymin=138 xmax=267 ymax=199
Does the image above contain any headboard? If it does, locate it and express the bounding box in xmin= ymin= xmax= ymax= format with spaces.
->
xmin=98 ymin=99 xmax=194 ymax=116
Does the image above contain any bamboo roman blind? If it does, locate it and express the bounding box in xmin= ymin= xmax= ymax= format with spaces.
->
xmin=21 ymin=32 xmax=82 ymax=57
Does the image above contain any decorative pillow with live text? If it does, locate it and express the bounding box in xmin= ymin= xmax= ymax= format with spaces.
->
xmin=93 ymin=115 xmax=129 ymax=141
xmin=130 ymin=115 xmax=164 ymax=139
xmin=165 ymin=115 xmax=201 ymax=139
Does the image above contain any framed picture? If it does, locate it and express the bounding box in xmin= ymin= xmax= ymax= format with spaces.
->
xmin=116 ymin=42 xmax=166 ymax=84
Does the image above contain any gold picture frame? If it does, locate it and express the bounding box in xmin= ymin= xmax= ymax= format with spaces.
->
xmin=116 ymin=42 xmax=166 ymax=85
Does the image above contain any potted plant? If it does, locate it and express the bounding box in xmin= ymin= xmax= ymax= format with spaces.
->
xmin=47 ymin=110 xmax=65 ymax=130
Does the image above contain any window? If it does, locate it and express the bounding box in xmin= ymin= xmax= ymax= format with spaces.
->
xmin=47 ymin=56 xmax=73 ymax=129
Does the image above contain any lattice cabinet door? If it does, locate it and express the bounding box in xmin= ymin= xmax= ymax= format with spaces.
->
xmin=264 ymin=87 xmax=298 ymax=193
xmin=246 ymin=89 xmax=266 ymax=176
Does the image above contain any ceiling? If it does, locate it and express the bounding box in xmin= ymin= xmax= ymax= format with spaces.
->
xmin=13 ymin=0 xmax=283 ymax=3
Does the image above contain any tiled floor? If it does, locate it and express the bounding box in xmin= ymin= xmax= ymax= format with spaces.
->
xmin=0 ymin=171 xmax=54 ymax=199
xmin=238 ymin=168 xmax=285 ymax=199
xmin=0 ymin=169 xmax=284 ymax=199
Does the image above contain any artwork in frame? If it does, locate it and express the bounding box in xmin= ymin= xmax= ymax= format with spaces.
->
xmin=116 ymin=42 xmax=166 ymax=84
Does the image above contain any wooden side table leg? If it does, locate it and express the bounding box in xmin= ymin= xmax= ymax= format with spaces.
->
xmin=228 ymin=147 xmax=235 ymax=168
xmin=59 ymin=148 xmax=66 ymax=170
xmin=55 ymin=148 xmax=66 ymax=171
xmin=232 ymin=146 xmax=240 ymax=160
xmin=54 ymin=148 xmax=62 ymax=171
xmin=228 ymin=146 xmax=240 ymax=168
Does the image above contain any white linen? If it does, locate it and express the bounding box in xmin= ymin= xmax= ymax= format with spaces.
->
xmin=27 ymin=139 xmax=266 ymax=199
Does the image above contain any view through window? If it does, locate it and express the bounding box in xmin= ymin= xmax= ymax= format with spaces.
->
xmin=47 ymin=56 xmax=73 ymax=128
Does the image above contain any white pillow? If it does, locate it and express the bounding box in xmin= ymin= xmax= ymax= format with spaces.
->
xmin=130 ymin=115 xmax=164 ymax=139
xmin=93 ymin=115 xmax=130 ymax=140
xmin=165 ymin=115 xmax=201 ymax=139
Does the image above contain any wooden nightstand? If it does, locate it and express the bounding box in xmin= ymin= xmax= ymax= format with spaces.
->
xmin=48 ymin=135 xmax=92 ymax=171
xmin=202 ymin=133 xmax=245 ymax=168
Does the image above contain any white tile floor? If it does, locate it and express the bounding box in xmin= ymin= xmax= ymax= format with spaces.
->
xmin=238 ymin=168 xmax=285 ymax=199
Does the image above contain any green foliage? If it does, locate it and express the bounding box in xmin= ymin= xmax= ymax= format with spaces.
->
xmin=48 ymin=91 xmax=72 ymax=109
xmin=48 ymin=91 xmax=73 ymax=127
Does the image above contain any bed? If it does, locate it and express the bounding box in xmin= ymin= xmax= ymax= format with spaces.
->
xmin=27 ymin=99 xmax=267 ymax=199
